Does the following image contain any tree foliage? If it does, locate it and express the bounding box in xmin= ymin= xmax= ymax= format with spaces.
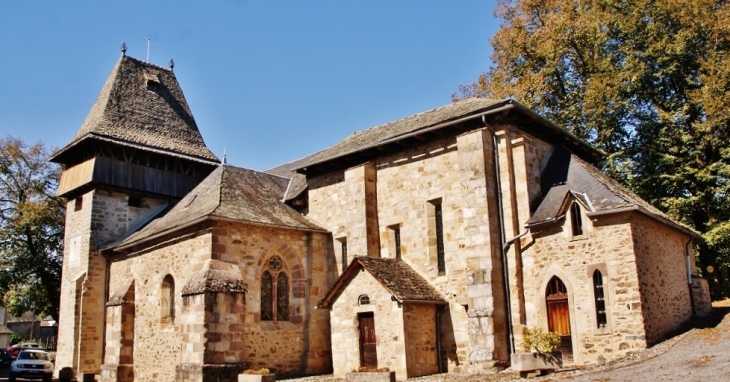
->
xmin=458 ymin=0 xmax=730 ymax=296
xmin=0 ymin=137 xmax=64 ymax=318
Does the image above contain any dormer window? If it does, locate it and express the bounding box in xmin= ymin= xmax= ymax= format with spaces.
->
xmin=144 ymin=73 xmax=160 ymax=91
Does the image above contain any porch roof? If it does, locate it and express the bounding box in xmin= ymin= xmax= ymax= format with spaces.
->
xmin=317 ymin=256 xmax=446 ymax=309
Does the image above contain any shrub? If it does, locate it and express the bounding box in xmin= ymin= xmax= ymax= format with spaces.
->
xmin=521 ymin=327 xmax=561 ymax=353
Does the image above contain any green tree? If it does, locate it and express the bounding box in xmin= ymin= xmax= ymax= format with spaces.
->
xmin=458 ymin=0 xmax=730 ymax=297
xmin=0 ymin=137 xmax=64 ymax=319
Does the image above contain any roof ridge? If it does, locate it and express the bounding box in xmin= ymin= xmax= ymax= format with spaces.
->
xmin=123 ymin=55 xmax=174 ymax=73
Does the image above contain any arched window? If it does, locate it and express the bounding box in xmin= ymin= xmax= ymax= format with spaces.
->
xmin=570 ymin=203 xmax=584 ymax=236
xmin=161 ymin=275 xmax=175 ymax=324
xmin=261 ymin=271 xmax=274 ymax=321
xmin=277 ymin=272 xmax=289 ymax=321
xmin=261 ymin=256 xmax=289 ymax=321
xmin=593 ymin=270 xmax=607 ymax=327
xmin=358 ymin=294 xmax=370 ymax=306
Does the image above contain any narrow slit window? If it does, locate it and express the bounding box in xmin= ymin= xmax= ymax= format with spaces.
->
xmin=128 ymin=196 xmax=142 ymax=208
xmin=340 ymin=238 xmax=348 ymax=274
xmin=435 ymin=204 xmax=445 ymax=275
xmin=394 ymin=227 xmax=401 ymax=260
xmin=74 ymin=197 xmax=83 ymax=211
xmin=570 ymin=203 xmax=584 ymax=236
xmin=161 ymin=275 xmax=175 ymax=325
xmin=593 ymin=270 xmax=607 ymax=327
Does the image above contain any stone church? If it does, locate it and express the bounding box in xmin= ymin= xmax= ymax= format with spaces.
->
xmin=51 ymin=50 xmax=711 ymax=382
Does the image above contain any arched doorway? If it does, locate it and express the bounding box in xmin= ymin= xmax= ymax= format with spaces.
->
xmin=546 ymin=276 xmax=573 ymax=361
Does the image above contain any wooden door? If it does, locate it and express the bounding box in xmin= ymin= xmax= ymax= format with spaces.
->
xmin=358 ymin=312 xmax=377 ymax=368
xmin=546 ymin=276 xmax=571 ymax=336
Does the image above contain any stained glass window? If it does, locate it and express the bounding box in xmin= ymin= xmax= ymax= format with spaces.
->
xmin=277 ymin=272 xmax=289 ymax=321
xmin=261 ymin=257 xmax=290 ymax=322
xmin=261 ymin=271 xmax=273 ymax=321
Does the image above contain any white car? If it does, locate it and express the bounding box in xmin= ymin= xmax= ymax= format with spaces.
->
xmin=9 ymin=349 xmax=53 ymax=382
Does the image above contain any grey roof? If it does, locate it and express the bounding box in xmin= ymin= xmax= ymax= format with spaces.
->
xmin=528 ymin=148 xmax=699 ymax=237
xmin=295 ymin=98 xmax=507 ymax=172
xmin=269 ymin=98 xmax=603 ymax=200
xmin=317 ymin=256 xmax=446 ymax=308
xmin=51 ymin=55 xmax=218 ymax=164
xmin=110 ymin=164 xmax=324 ymax=251
xmin=266 ymin=157 xmax=309 ymax=202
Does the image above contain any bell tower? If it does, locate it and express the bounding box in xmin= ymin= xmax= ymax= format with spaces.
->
xmin=50 ymin=46 xmax=219 ymax=378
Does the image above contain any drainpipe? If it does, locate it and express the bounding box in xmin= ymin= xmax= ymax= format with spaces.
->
xmin=482 ymin=115 xmax=515 ymax=356
xmin=435 ymin=304 xmax=448 ymax=373
xmin=685 ymin=237 xmax=695 ymax=315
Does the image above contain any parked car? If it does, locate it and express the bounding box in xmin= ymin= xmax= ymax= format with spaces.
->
xmin=0 ymin=348 xmax=13 ymax=366
xmin=7 ymin=343 xmax=44 ymax=359
xmin=9 ymin=349 xmax=53 ymax=382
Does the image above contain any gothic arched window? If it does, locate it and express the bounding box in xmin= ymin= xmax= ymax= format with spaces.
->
xmin=593 ymin=270 xmax=607 ymax=327
xmin=261 ymin=256 xmax=289 ymax=321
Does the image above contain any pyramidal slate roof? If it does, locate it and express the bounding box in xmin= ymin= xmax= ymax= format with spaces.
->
xmin=317 ymin=256 xmax=446 ymax=309
xmin=528 ymin=148 xmax=699 ymax=237
xmin=109 ymin=164 xmax=324 ymax=251
xmin=52 ymin=54 xmax=218 ymax=164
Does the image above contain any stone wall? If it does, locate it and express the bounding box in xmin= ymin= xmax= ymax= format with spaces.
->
xmin=309 ymin=128 xmax=540 ymax=373
xmin=524 ymin=210 xmax=647 ymax=365
xmin=58 ymin=190 xmax=168 ymax=378
xmin=631 ymin=213 xmax=693 ymax=345
xmin=103 ymin=220 xmax=334 ymax=381
xmin=214 ymin=221 xmax=333 ymax=376
xmin=329 ymin=270 xmax=406 ymax=379
xmin=105 ymin=227 xmax=211 ymax=382
xmin=403 ymin=304 xmax=439 ymax=378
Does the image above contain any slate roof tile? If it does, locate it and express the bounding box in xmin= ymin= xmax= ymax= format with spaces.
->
xmin=318 ymin=256 xmax=446 ymax=308
xmin=110 ymin=164 xmax=324 ymax=251
xmin=52 ymin=55 xmax=218 ymax=163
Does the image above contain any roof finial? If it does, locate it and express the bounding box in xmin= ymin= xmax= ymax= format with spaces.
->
xmin=121 ymin=42 xmax=127 ymax=57
xmin=169 ymin=59 xmax=175 ymax=72
xmin=222 ymin=147 xmax=227 ymax=164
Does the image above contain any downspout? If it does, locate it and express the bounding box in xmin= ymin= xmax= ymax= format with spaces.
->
xmin=436 ymin=304 xmax=448 ymax=373
xmin=482 ymin=115 xmax=515 ymax=356
xmin=685 ymin=237 xmax=695 ymax=315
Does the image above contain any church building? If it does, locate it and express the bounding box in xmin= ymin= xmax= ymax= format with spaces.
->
xmin=51 ymin=49 xmax=712 ymax=382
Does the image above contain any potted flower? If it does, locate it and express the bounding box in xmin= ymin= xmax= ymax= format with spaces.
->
xmin=510 ymin=327 xmax=563 ymax=378
xmin=238 ymin=367 xmax=276 ymax=382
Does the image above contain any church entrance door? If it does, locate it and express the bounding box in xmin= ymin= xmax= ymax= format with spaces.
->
xmin=358 ymin=312 xmax=377 ymax=368
xmin=546 ymin=276 xmax=573 ymax=361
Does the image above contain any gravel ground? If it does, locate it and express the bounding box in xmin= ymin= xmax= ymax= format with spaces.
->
xmin=282 ymin=301 xmax=730 ymax=382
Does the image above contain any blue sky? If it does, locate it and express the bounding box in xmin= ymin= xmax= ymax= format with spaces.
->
xmin=0 ymin=1 xmax=500 ymax=171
